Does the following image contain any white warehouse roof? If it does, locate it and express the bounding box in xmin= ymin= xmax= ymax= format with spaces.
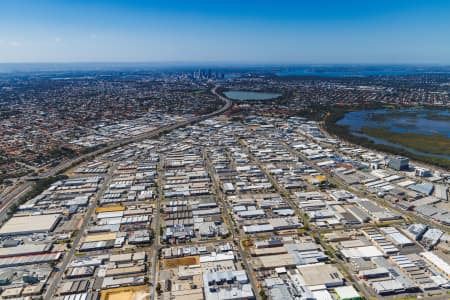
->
xmin=0 ymin=214 xmax=60 ymax=236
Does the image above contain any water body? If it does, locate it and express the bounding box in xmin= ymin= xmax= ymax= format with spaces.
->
xmin=223 ymin=90 xmax=281 ymax=101
xmin=276 ymin=70 xmax=441 ymax=77
xmin=275 ymin=67 xmax=450 ymax=78
xmin=337 ymin=108 xmax=450 ymax=160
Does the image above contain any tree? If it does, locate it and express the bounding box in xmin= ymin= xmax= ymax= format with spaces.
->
xmin=259 ymin=290 xmax=268 ymax=300
xmin=156 ymin=283 xmax=162 ymax=295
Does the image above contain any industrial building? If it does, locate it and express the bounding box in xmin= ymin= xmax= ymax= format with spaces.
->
xmin=0 ymin=214 xmax=60 ymax=236
xmin=388 ymin=156 xmax=409 ymax=171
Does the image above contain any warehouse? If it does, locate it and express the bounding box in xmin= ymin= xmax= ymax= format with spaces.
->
xmin=250 ymin=246 xmax=287 ymax=257
xmin=105 ymin=265 xmax=146 ymax=277
xmin=358 ymin=267 xmax=390 ymax=279
xmin=101 ymin=275 xmax=145 ymax=289
xmin=243 ymin=224 xmax=273 ymax=234
xmin=371 ymin=280 xmax=407 ymax=295
xmin=66 ymin=266 xmax=96 ymax=279
xmin=434 ymin=184 xmax=448 ymax=201
xmin=297 ymin=264 xmax=344 ymax=288
xmin=57 ymin=280 xmax=90 ymax=295
xmin=409 ymin=182 xmax=434 ymax=195
xmin=222 ymin=182 xmax=235 ymax=193
xmin=0 ymin=214 xmax=60 ymax=236
xmin=113 ymin=251 xmax=145 ymax=263
xmin=268 ymin=218 xmax=303 ymax=230
xmin=79 ymin=241 xmax=114 ymax=252
xmin=341 ymin=246 xmax=383 ymax=260
xmin=54 ymin=291 xmax=100 ymax=300
xmin=370 ymin=257 xmax=417 ymax=294
xmin=404 ymin=223 xmax=427 ymax=241
xmin=0 ymin=253 xmax=61 ymax=268
xmin=420 ymin=252 xmax=450 ymax=278
xmin=0 ymin=243 xmax=51 ymax=258
xmin=335 ymin=286 xmax=362 ymax=300
xmin=255 ymin=254 xmax=296 ymax=270
xmin=422 ymin=228 xmax=444 ymax=249
xmin=346 ymin=207 xmax=370 ymax=223
xmin=203 ymin=270 xmax=254 ymax=300
xmin=380 ymin=227 xmax=415 ymax=247
xmin=84 ymin=232 xmax=117 ymax=243
xmin=237 ymin=209 xmax=265 ymax=219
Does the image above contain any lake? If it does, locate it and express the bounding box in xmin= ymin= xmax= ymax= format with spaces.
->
xmin=337 ymin=108 xmax=450 ymax=160
xmin=223 ymin=90 xmax=281 ymax=101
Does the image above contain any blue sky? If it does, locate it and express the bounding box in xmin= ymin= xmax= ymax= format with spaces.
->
xmin=1 ymin=0 xmax=450 ymax=63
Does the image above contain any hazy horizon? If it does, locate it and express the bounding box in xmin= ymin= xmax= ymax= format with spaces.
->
xmin=2 ymin=62 xmax=450 ymax=74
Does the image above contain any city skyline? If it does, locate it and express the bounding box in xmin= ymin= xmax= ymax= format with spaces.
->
xmin=2 ymin=0 xmax=450 ymax=64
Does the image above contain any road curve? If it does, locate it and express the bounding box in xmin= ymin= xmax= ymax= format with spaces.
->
xmin=0 ymin=86 xmax=232 ymax=224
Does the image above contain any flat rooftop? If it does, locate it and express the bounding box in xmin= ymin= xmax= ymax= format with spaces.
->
xmin=297 ymin=264 xmax=344 ymax=287
xmin=0 ymin=214 xmax=60 ymax=236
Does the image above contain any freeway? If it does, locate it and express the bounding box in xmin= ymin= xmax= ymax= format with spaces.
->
xmin=44 ymin=86 xmax=231 ymax=299
xmin=0 ymin=182 xmax=33 ymax=224
xmin=0 ymin=86 xmax=232 ymax=226
xmin=36 ymin=85 xmax=231 ymax=179
xmin=149 ymin=87 xmax=231 ymax=299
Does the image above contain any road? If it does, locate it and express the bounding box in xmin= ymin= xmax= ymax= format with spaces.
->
xmin=150 ymin=155 xmax=164 ymax=300
xmin=0 ymin=85 xmax=232 ymax=229
xmin=302 ymin=126 xmax=450 ymax=232
xmin=34 ymin=87 xmax=231 ymax=180
xmin=238 ymin=132 xmax=375 ymax=299
xmin=33 ymin=85 xmax=231 ymax=299
xmin=0 ymin=182 xmax=33 ymax=223
xmin=146 ymin=86 xmax=231 ymax=300
xmin=44 ymin=164 xmax=116 ymax=299
xmin=202 ymin=148 xmax=261 ymax=300
xmin=281 ymin=129 xmax=436 ymax=230
xmin=256 ymin=121 xmax=450 ymax=298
